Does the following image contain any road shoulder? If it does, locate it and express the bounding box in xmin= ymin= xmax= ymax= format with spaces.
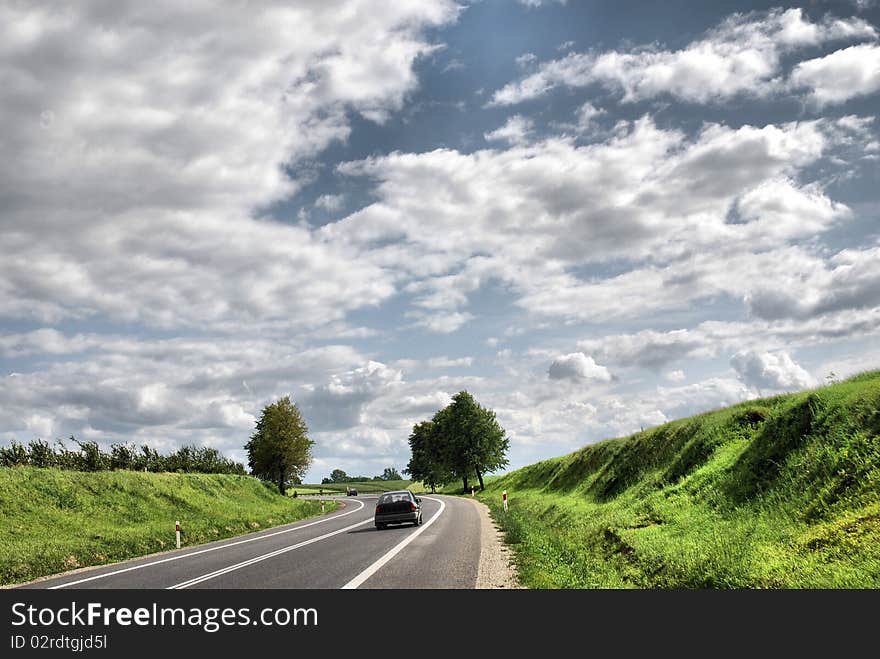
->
xmin=467 ymin=497 xmax=522 ymax=589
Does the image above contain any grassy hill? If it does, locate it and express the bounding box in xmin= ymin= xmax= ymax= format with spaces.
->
xmin=292 ymin=479 xmax=413 ymax=496
xmin=0 ymin=468 xmax=336 ymax=586
xmin=477 ymin=370 xmax=880 ymax=588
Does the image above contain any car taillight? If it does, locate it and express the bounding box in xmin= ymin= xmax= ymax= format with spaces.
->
xmin=410 ymin=502 xmax=417 ymax=511
xmin=375 ymin=506 xmax=381 ymax=514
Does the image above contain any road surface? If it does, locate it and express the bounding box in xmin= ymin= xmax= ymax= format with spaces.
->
xmin=17 ymin=495 xmax=482 ymax=589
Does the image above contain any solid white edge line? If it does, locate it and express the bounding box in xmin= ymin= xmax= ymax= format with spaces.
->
xmin=168 ymin=517 xmax=373 ymax=589
xmin=47 ymin=498 xmax=365 ymax=589
xmin=341 ymin=496 xmax=446 ymax=590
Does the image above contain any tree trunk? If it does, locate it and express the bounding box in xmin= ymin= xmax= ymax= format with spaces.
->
xmin=462 ymin=474 xmax=469 ymax=493
xmin=477 ymin=468 xmax=485 ymax=491
xmin=278 ymin=471 xmax=286 ymax=496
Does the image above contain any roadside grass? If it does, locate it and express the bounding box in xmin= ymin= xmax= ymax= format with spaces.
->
xmin=292 ymin=479 xmax=413 ymax=496
xmin=0 ymin=468 xmax=337 ymax=586
xmin=474 ymin=370 xmax=880 ymax=588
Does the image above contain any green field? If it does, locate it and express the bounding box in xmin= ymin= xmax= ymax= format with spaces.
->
xmin=0 ymin=468 xmax=337 ymax=586
xmin=474 ymin=370 xmax=880 ymax=588
xmin=291 ymin=479 xmax=414 ymax=496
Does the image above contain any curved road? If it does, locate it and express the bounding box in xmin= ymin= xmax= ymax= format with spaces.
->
xmin=18 ymin=495 xmax=481 ymax=589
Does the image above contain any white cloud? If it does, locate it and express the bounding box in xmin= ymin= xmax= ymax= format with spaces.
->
xmin=426 ymin=356 xmax=474 ymax=369
xmin=517 ymin=0 xmax=566 ymax=7
xmin=301 ymin=361 xmax=403 ymax=431
xmin=484 ymin=114 xmax=535 ymax=145
xmin=790 ymin=43 xmax=880 ymax=106
xmin=548 ymin=353 xmax=612 ymax=382
xmin=745 ymin=245 xmax=880 ymax=321
xmin=490 ymin=8 xmax=877 ymax=105
xmin=666 ymin=370 xmax=686 ymax=382
xmin=408 ymin=311 xmax=475 ymax=334
xmin=516 ymin=53 xmax=537 ymax=68
xmin=730 ymin=349 xmax=817 ymax=391
xmin=577 ymin=311 xmax=880 ymax=371
xmin=314 ymin=194 xmax=346 ymax=211
xmin=575 ymin=101 xmax=605 ymax=133
xmin=656 ymin=377 xmax=754 ymax=419
xmin=579 ymin=328 xmax=713 ymax=370
xmin=327 ymin=115 xmax=857 ymax=325
xmin=0 ymin=0 xmax=458 ymax=331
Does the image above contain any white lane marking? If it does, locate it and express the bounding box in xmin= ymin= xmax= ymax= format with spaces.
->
xmin=341 ymin=496 xmax=446 ymax=589
xmin=168 ymin=517 xmax=373 ymax=589
xmin=47 ymin=498 xmax=365 ymax=589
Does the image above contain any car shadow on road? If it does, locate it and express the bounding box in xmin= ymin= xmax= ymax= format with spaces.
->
xmin=348 ymin=526 xmax=414 ymax=534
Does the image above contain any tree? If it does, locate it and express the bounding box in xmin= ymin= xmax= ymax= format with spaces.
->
xmin=329 ymin=469 xmax=348 ymax=483
xmin=434 ymin=391 xmax=509 ymax=492
xmin=404 ymin=420 xmax=451 ymax=493
xmin=381 ymin=467 xmax=401 ymax=481
xmin=245 ymin=396 xmax=314 ymax=495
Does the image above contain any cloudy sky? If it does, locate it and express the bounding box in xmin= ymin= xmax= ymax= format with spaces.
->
xmin=2 ymin=0 xmax=879 ymax=483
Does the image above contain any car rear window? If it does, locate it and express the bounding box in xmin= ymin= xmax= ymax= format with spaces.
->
xmin=379 ymin=493 xmax=409 ymax=504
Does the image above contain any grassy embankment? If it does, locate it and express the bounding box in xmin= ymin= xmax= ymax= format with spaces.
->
xmin=475 ymin=370 xmax=880 ymax=588
xmin=0 ymin=469 xmax=337 ymax=586
xmin=290 ymin=479 xmax=413 ymax=496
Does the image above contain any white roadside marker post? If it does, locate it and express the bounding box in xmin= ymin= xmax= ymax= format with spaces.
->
xmin=502 ymin=490 xmax=508 ymax=513
xmin=175 ymin=520 xmax=181 ymax=549
xmin=471 ymin=486 xmax=474 ymax=497
xmin=321 ymin=500 xmax=325 ymax=514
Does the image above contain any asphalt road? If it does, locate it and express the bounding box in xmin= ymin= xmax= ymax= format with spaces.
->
xmin=18 ymin=495 xmax=482 ymax=589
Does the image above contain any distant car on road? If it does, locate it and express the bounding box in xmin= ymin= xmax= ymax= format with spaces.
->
xmin=346 ymin=486 xmax=358 ymax=496
xmin=374 ymin=490 xmax=422 ymax=529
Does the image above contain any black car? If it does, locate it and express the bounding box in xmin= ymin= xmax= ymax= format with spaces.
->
xmin=374 ymin=490 xmax=422 ymax=529
xmin=346 ymin=486 xmax=358 ymax=496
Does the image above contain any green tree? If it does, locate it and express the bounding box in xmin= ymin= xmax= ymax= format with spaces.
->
xmin=27 ymin=439 xmax=55 ymax=468
xmin=329 ymin=468 xmax=348 ymax=483
xmin=245 ymin=396 xmax=314 ymax=495
xmin=381 ymin=466 xmax=402 ymax=481
xmin=404 ymin=420 xmax=450 ymax=493
xmin=434 ymin=391 xmax=509 ymax=492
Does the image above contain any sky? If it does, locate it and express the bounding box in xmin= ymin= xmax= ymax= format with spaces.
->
xmin=2 ymin=0 xmax=879 ymax=484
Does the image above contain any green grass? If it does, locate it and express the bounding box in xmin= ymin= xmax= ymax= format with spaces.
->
xmin=292 ymin=479 xmax=413 ymax=495
xmin=474 ymin=370 xmax=880 ymax=588
xmin=0 ymin=468 xmax=338 ymax=586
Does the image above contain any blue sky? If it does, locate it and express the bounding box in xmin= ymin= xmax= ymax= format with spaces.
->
xmin=2 ymin=1 xmax=880 ymax=483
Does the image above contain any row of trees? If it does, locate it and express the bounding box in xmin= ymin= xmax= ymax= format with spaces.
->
xmin=0 ymin=436 xmax=246 ymax=474
xmin=405 ymin=391 xmax=509 ymax=493
xmin=322 ymin=467 xmax=402 ymax=484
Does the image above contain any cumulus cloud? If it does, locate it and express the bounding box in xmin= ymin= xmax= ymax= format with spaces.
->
xmin=426 ymin=356 xmax=474 ymax=369
xmin=730 ymin=349 xmax=817 ymax=391
xmin=490 ymin=8 xmax=877 ymax=105
xmin=548 ymin=353 xmax=612 ymax=382
xmin=656 ymin=377 xmax=754 ymax=419
xmin=745 ymin=245 xmax=880 ymax=321
xmin=300 ymin=361 xmax=403 ymax=431
xmin=314 ymin=194 xmax=346 ymax=211
xmin=518 ymin=0 xmax=566 ymax=7
xmin=408 ymin=311 xmax=475 ymax=334
xmin=666 ymin=370 xmax=686 ymax=382
xmin=0 ymin=0 xmax=458 ymax=330
xmin=790 ymin=43 xmax=880 ymax=105
xmin=484 ymin=115 xmax=535 ymax=145
xmin=326 ymin=114 xmax=864 ymax=325
xmin=577 ymin=311 xmax=880 ymax=373
xmin=578 ymin=329 xmax=712 ymax=370
xmin=575 ymin=101 xmax=605 ymax=133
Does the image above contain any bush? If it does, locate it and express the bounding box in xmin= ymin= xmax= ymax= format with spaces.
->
xmin=0 ymin=437 xmax=245 ymax=475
